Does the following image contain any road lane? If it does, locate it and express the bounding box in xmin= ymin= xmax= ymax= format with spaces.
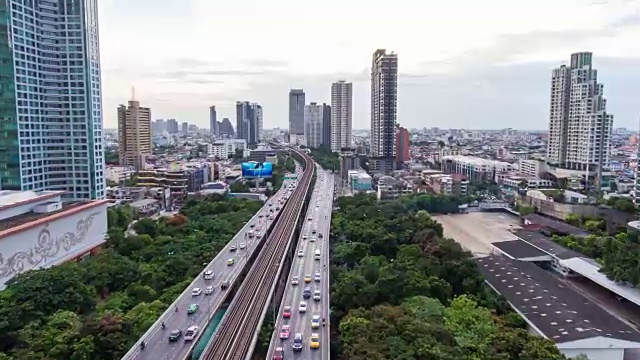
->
xmin=123 ymin=178 xmax=298 ymax=360
xmin=268 ymin=166 xmax=333 ymax=360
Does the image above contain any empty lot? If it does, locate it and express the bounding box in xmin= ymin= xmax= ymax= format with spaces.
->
xmin=434 ymin=212 xmax=521 ymax=255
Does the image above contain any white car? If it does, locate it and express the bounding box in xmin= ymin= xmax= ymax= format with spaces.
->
xmin=297 ymin=249 xmax=304 ymax=257
xmin=313 ymin=289 xmax=321 ymax=301
xmin=291 ymin=276 xmax=300 ymax=285
xmin=314 ymin=272 xmax=321 ymax=282
xmin=310 ymin=236 xmax=315 ymax=242
xmin=203 ymin=271 xmax=214 ymax=280
xmin=184 ymin=326 xmax=199 ymax=341
xmin=192 ymin=288 xmax=202 ymax=296
xmin=239 ymin=242 xmax=247 ymax=249
xmin=204 ymin=286 xmax=214 ymax=295
xmin=299 ymin=301 xmax=307 ymax=313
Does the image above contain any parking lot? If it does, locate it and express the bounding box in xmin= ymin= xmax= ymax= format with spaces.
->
xmin=434 ymin=212 xmax=521 ymax=255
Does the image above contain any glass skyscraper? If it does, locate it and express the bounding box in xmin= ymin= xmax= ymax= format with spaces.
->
xmin=0 ymin=0 xmax=105 ymax=200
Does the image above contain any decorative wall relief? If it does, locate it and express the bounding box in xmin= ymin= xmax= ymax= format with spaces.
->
xmin=0 ymin=212 xmax=100 ymax=280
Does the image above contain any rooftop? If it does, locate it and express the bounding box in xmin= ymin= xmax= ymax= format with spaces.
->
xmin=0 ymin=190 xmax=64 ymax=210
xmin=512 ymin=229 xmax=584 ymax=260
xmin=476 ymin=255 xmax=640 ymax=343
xmin=491 ymin=240 xmax=552 ymax=260
xmin=0 ymin=202 xmax=88 ymax=233
xmin=522 ymin=214 xmax=589 ymax=237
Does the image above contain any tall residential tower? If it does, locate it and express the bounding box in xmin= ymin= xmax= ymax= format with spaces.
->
xmin=370 ymin=49 xmax=398 ymax=172
xmin=289 ymin=89 xmax=305 ymax=135
xmin=331 ymin=81 xmax=352 ymax=152
xmin=236 ymin=101 xmax=263 ymax=146
xmin=209 ymin=106 xmax=218 ymax=136
xmin=117 ymin=100 xmax=151 ymax=171
xmin=0 ymin=0 xmax=105 ymax=199
xmin=304 ymin=102 xmax=323 ymax=148
xmin=546 ymin=52 xmax=613 ymax=192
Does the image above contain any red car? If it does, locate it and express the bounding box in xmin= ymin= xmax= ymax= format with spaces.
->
xmin=280 ymin=325 xmax=291 ymax=339
xmin=273 ymin=347 xmax=284 ymax=360
xmin=282 ymin=305 xmax=292 ymax=319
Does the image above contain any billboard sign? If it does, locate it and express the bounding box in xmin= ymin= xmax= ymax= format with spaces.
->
xmin=241 ymin=162 xmax=273 ymax=178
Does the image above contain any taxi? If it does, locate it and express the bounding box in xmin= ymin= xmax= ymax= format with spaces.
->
xmin=309 ymin=333 xmax=320 ymax=349
xmin=304 ymin=274 xmax=312 ymax=283
xmin=227 ymin=258 xmax=235 ymax=266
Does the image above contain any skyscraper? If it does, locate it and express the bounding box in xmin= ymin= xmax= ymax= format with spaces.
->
xmin=118 ymin=100 xmax=152 ymax=171
xmin=0 ymin=0 xmax=105 ymax=199
xmin=289 ymin=89 xmax=305 ymax=135
xmin=152 ymin=119 xmax=166 ymax=135
xmin=321 ymin=103 xmax=331 ymax=147
xmin=331 ymin=81 xmax=353 ymax=152
xmin=395 ymin=125 xmax=410 ymax=162
xmin=370 ymin=49 xmax=398 ymax=159
xmin=210 ymin=106 xmax=218 ymax=136
xmin=166 ymin=119 xmax=179 ymax=134
xmin=546 ymin=52 xmax=613 ymax=192
xmin=236 ymin=101 xmax=263 ymax=146
xmin=304 ymin=102 xmax=323 ymax=148
xmin=181 ymin=122 xmax=189 ymax=134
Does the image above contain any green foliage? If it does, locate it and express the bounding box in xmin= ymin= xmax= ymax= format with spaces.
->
xmin=606 ymin=196 xmax=636 ymax=213
xmin=309 ymin=145 xmax=339 ymax=170
xmin=104 ymin=150 xmax=118 ymax=164
xmin=0 ymin=195 xmax=262 ymax=359
xmin=229 ymin=180 xmax=251 ymax=193
xmin=331 ymin=195 xmax=568 ymax=360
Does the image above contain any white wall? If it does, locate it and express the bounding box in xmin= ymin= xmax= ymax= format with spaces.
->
xmin=561 ymin=348 xmax=622 ymax=360
xmin=0 ymin=202 xmax=108 ymax=289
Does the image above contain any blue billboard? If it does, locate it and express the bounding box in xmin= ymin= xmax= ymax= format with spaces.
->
xmin=241 ymin=162 xmax=273 ymax=178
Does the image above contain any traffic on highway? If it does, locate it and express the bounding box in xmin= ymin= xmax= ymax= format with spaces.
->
xmin=123 ymin=178 xmax=299 ymax=360
xmin=268 ymin=166 xmax=334 ymax=360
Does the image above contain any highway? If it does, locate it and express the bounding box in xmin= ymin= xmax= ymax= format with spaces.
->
xmin=267 ymin=165 xmax=334 ymax=360
xmin=122 ymin=178 xmax=297 ymax=360
xmin=201 ymin=150 xmax=313 ymax=360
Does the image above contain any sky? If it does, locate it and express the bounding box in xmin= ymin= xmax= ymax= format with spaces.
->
xmin=98 ymin=0 xmax=640 ymax=131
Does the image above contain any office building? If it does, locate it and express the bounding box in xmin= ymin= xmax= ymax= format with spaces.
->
xmin=236 ymin=101 xmax=263 ymax=146
xmin=395 ymin=125 xmax=410 ymax=162
xmin=331 ymin=81 xmax=352 ymax=152
xmin=546 ymin=52 xmax=613 ymax=192
xmin=0 ymin=0 xmax=105 ymax=200
xmin=289 ymin=89 xmax=305 ymax=135
xmin=321 ymin=103 xmax=331 ymax=147
xmin=370 ymin=49 xmax=398 ymax=158
xmin=304 ymin=102 xmax=323 ymax=148
xmin=219 ymin=118 xmax=235 ymax=137
xmin=209 ymin=106 xmax=218 ymax=136
xmin=166 ymin=119 xmax=179 ymax=134
xmin=207 ymin=139 xmax=247 ymax=160
xmin=152 ymin=119 xmax=166 ymax=135
xmin=117 ymin=100 xmax=152 ymax=171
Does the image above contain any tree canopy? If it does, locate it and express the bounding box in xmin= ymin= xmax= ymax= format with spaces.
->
xmin=330 ymin=194 xmax=568 ymax=360
xmin=0 ymin=195 xmax=262 ymax=359
xmin=309 ymin=145 xmax=339 ymax=171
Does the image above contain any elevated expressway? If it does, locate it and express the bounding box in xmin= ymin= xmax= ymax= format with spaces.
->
xmin=200 ymin=149 xmax=314 ymax=360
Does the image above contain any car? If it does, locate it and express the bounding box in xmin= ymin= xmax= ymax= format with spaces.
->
xmin=221 ymin=280 xmax=230 ymax=290
xmin=239 ymin=242 xmax=247 ymax=249
xmin=248 ymin=231 xmax=254 ymax=238
xmin=318 ymin=233 xmax=323 ymax=239
xmin=313 ymin=289 xmax=321 ymax=301
xmin=259 ymin=214 xmax=264 ymax=218
xmin=308 ymin=216 xmax=312 ymax=221
xmin=168 ymin=329 xmax=182 ymax=342
xmin=191 ymin=287 xmax=202 ymax=296
xmin=304 ymin=274 xmax=312 ymax=283
xmin=250 ymin=223 xmax=255 ymax=228
xmin=297 ymin=249 xmax=304 ymax=257
xmin=302 ymin=287 xmax=311 ymax=299
xmin=311 ymin=315 xmax=321 ymax=329
xmin=273 ymin=347 xmax=284 ymax=360
xmin=204 ymin=286 xmax=214 ymax=295
xmin=282 ymin=305 xmax=292 ymax=318
xmin=227 ymin=258 xmax=235 ymax=266
xmin=203 ymin=270 xmax=214 ymax=280
xmin=314 ymin=272 xmax=321 ymax=282
xmin=184 ymin=326 xmax=199 ymax=341
xmin=299 ymin=301 xmax=307 ymax=313
xmin=312 ymin=229 xmax=317 ymax=234
xmin=279 ymin=324 xmax=291 ymax=340
xmin=292 ymin=333 xmax=303 ymax=351
xmin=291 ymin=276 xmax=299 ymax=285
xmin=309 ymin=333 xmax=320 ymax=349
xmin=230 ymin=245 xmax=237 ymax=252
xmin=187 ymin=303 xmax=199 ymax=314
xmin=310 ymin=236 xmax=315 ymax=242
xmin=255 ymin=230 xmax=261 ymax=237
xmin=302 ymin=235 xmax=308 ymax=240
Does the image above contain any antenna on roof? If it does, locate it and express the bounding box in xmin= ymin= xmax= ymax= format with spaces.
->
xmin=131 ymin=86 xmax=136 ymax=101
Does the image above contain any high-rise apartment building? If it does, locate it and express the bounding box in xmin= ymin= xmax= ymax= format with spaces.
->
xmin=395 ymin=125 xmax=410 ymax=162
xmin=220 ymin=118 xmax=235 ymax=137
xmin=181 ymin=122 xmax=188 ymax=134
xmin=0 ymin=0 xmax=105 ymax=200
xmin=321 ymin=103 xmax=331 ymax=147
xmin=117 ymin=100 xmax=151 ymax=171
xmin=370 ymin=49 xmax=398 ymax=159
xmin=304 ymin=102 xmax=323 ymax=148
xmin=209 ymin=106 xmax=218 ymax=136
xmin=546 ymin=52 xmax=613 ymax=192
xmin=330 ymin=81 xmax=352 ymax=152
xmin=166 ymin=119 xmax=179 ymax=134
xmin=152 ymin=119 xmax=166 ymax=135
xmin=289 ymin=89 xmax=305 ymax=135
xmin=236 ymin=101 xmax=263 ymax=146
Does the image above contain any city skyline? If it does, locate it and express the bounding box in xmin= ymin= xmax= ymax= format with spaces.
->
xmin=99 ymin=0 xmax=640 ymax=131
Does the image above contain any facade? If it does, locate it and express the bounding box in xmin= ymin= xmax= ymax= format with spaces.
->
xmin=209 ymin=106 xmax=218 ymax=136
xmin=347 ymin=170 xmax=372 ymax=192
xmin=152 ymin=119 xmax=166 ymax=135
xmin=546 ymin=52 xmax=613 ymax=192
xmin=370 ymin=49 xmax=398 ymax=158
xmin=395 ymin=125 xmax=410 ymax=162
xmin=166 ymin=119 xmax=179 ymax=134
xmin=321 ymin=103 xmax=331 ymax=147
xmin=207 ymin=139 xmax=247 ymax=160
xmin=117 ymin=100 xmax=152 ymax=171
xmin=219 ymin=117 xmax=235 ymax=137
xmin=340 ymin=149 xmax=361 ymax=180
xmin=377 ymin=176 xmax=412 ymax=200
xmin=236 ymin=101 xmax=262 ymax=146
xmin=105 ymin=165 xmax=134 ymax=184
xmin=0 ymin=0 xmax=105 ymax=200
xmin=181 ymin=122 xmax=188 ymax=134
xmin=304 ymin=102 xmax=323 ymax=148
xmin=441 ymin=155 xmax=515 ymax=182
xmin=424 ymin=173 xmax=469 ymax=197
xmin=288 ymin=89 xmax=305 ymax=135
xmin=330 ymin=81 xmax=352 ymax=152
xmin=0 ymin=190 xmax=108 ymax=289
xmin=519 ymin=159 xmax=548 ymax=178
